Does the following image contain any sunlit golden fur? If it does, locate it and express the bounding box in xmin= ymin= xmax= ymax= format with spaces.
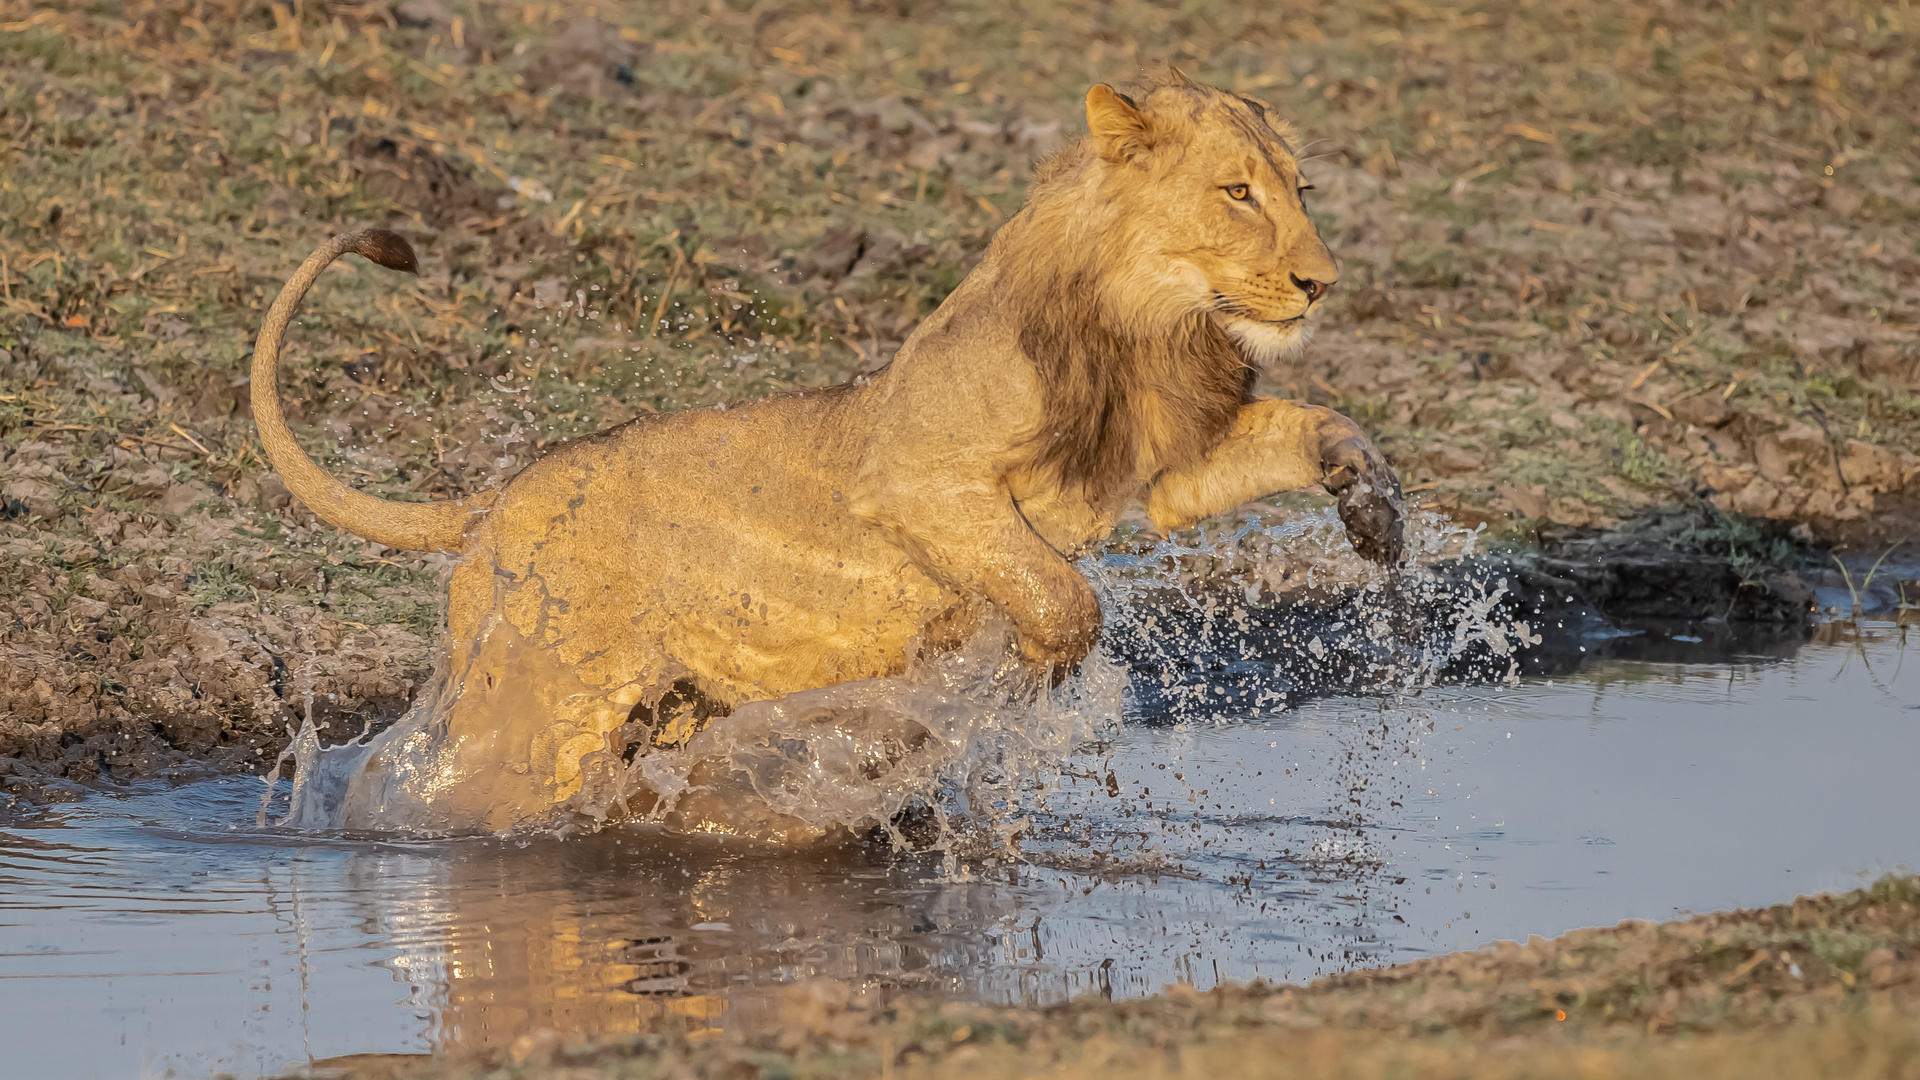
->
xmin=251 ymin=72 xmax=1401 ymax=833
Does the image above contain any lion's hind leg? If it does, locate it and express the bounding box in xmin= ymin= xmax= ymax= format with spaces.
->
xmin=535 ymin=676 xmax=737 ymax=823
xmin=611 ymin=678 xmax=734 ymax=761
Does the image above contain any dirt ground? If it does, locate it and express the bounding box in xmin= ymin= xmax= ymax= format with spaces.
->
xmin=3 ymin=0 xmax=1919 ymax=787
xmin=307 ymin=874 xmax=1920 ymax=1079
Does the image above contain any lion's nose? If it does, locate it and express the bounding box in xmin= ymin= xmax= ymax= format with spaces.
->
xmin=1291 ymin=273 xmax=1335 ymax=305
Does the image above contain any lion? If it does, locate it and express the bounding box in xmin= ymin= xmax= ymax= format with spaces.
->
xmin=251 ymin=70 xmax=1406 ymax=835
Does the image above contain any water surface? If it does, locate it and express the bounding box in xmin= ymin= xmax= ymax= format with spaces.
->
xmin=1 ymin=622 xmax=1913 ymax=1079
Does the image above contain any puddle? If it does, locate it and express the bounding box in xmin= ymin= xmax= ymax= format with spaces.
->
xmin=2 ymin=616 xmax=1913 ymax=1078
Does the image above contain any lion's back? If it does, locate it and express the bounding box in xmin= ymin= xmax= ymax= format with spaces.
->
xmin=462 ymin=382 xmax=953 ymax=696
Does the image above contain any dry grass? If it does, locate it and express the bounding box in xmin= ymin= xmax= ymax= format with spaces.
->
xmin=901 ymin=1019 xmax=1920 ymax=1080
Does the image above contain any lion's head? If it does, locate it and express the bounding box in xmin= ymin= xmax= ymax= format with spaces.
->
xmin=1002 ymin=71 xmax=1340 ymax=504
xmin=1019 ymin=69 xmax=1339 ymax=366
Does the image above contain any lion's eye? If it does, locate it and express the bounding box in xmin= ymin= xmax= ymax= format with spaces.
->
xmin=1224 ymin=184 xmax=1253 ymax=202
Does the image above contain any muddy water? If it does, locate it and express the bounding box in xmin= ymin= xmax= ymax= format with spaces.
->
xmin=1 ymin=618 xmax=1913 ymax=1079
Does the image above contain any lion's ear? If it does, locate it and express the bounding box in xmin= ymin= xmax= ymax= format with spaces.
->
xmin=1086 ymin=83 xmax=1154 ymax=163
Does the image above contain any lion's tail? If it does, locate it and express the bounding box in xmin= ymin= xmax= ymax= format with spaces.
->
xmin=251 ymin=229 xmax=493 ymax=553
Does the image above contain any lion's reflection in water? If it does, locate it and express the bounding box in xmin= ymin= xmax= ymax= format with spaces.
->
xmin=339 ymin=834 xmax=1016 ymax=1058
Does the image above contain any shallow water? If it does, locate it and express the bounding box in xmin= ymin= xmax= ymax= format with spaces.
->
xmin=1 ymin=620 xmax=1914 ymax=1079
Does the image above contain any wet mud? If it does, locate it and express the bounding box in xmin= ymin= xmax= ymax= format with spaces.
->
xmin=1097 ymin=500 xmax=1841 ymax=720
xmin=0 ymin=518 xmax=436 ymax=807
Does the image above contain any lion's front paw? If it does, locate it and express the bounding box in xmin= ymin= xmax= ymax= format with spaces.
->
xmin=1320 ymin=430 xmax=1406 ymax=566
xmin=1017 ymin=634 xmax=1090 ymax=687
xmin=1014 ymin=579 xmax=1103 ymax=681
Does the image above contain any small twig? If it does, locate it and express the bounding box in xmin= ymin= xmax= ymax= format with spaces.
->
xmin=168 ymin=422 xmax=212 ymax=455
xmin=117 ymin=435 xmax=199 ymax=454
xmin=650 ymin=269 xmax=681 ymax=336
xmin=1801 ymin=405 xmax=1850 ymax=496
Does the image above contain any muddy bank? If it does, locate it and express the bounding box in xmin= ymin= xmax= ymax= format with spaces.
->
xmin=306 ymin=874 xmax=1920 ymax=1080
xmin=0 ymin=484 xmax=442 ymax=804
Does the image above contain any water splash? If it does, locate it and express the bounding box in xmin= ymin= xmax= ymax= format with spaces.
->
xmin=627 ymin=616 xmax=1127 ymax=861
xmin=1096 ymin=504 xmax=1540 ymax=723
xmin=270 ymin=603 xmax=1127 ymax=850
xmin=268 ymin=503 xmax=1535 ymax=848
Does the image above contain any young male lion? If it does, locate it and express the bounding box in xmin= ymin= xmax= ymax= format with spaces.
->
xmin=253 ymin=70 xmax=1405 ymax=832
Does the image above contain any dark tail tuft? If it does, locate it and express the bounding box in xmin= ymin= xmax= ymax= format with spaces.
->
xmin=347 ymin=228 xmax=418 ymax=275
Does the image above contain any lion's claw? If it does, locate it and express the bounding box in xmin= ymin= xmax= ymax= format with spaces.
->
xmin=1321 ymin=434 xmax=1407 ymax=566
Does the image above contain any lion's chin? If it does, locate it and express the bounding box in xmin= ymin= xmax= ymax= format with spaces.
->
xmin=1220 ymin=316 xmax=1310 ymax=366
